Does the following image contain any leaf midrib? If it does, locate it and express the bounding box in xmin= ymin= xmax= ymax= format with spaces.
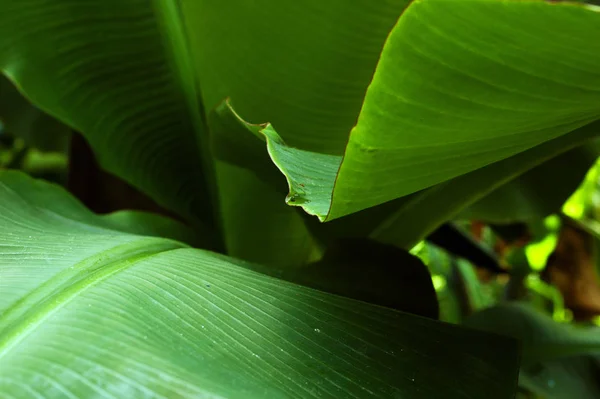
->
xmin=0 ymin=237 xmax=185 ymax=360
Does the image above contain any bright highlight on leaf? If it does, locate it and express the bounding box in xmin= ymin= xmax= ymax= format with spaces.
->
xmin=431 ymin=275 xmax=447 ymax=292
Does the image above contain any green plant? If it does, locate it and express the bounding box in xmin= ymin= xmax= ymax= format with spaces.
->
xmin=2 ymin=0 xmax=600 ymax=397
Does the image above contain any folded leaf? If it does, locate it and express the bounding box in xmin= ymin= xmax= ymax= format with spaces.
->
xmin=208 ymin=102 xmax=322 ymax=267
xmin=212 ymin=1 xmax=600 ymax=222
xmin=211 ymin=102 xmax=600 ymax=251
xmin=332 ymin=0 xmax=600 ymax=218
xmin=0 ymin=171 xmax=520 ymax=398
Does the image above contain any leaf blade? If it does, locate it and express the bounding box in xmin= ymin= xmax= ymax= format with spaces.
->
xmin=0 ymin=0 xmax=212 ymax=225
xmin=0 ymin=171 xmax=520 ymax=398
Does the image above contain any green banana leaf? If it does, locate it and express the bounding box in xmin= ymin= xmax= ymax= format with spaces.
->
xmin=212 ymin=101 xmax=600 ymax=249
xmin=0 ymin=0 xmax=214 ymax=227
xmin=368 ymin=123 xmax=600 ymax=249
xmin=466 ymin=303 xmax=600 ymax=399
xmin=0 ymin=171 xmax=520 ymax=398
xmin=202 ymin=0 xmax=600 ymax=222
xmin=459 ymin=139 xmax=600 ymax=223
xmin=3 ymin=0 xmax=600 ymax=230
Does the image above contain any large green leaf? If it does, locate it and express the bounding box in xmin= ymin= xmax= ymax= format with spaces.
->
xmin=459 ymin=139 xmax=600 ymax=223
xmin=0 ymin=171 xmax=520 ymax=398
xmin=330 ymin=0 xmax=600 ymax=219
xmin=0 ymin=0 xmax=212 ymax=226
xmin=466 ymin=303 xmax=600 ymax=399
xmin=208 ymin=0 xmax=600 ymax=222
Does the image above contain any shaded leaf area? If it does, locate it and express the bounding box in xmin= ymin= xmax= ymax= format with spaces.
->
xmin=278 ymin=238 xmax=439 ymax=320
xmin=0 ymin=75 xmax=70 ymax=152
xmin=521 ymin=357 xmax=600 ymax=399
xmin=208 ymin=103 xmax=322 ymax=268
xmin=67 ymin=133 xmax=176 ymax=216
xmin=213 ymin=161 xmax=323 ymax=268
xmin=460 ymin=139 xmax=600 ymax=223
xmin=66 ymin=133 xmax=222 ymax=251
xmin=466 ymin=303 xmax=600 ymax=399
xmin=211 ymin=0 xmax=600 ymax=222
xmin=187 ymin=0 xmax=411 ymax=153
xmin=0 ymin=0 xmax=212 ymax=226
xmin=0 ymin=171 xmax=520 ymax=398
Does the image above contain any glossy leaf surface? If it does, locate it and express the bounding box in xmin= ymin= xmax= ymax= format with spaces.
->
xmin=0 ymin=171 xmax=520 ymax=398
xmin=209 ymin=1 xmax=600 ymax=222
